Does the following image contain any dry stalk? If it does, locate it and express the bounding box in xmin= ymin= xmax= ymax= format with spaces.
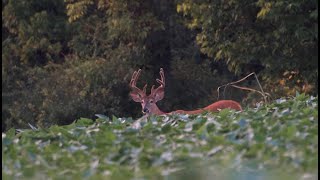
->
xmin=217 ymin=72 xmax=271 ymax=103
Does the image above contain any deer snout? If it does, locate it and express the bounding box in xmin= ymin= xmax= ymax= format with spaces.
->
xmin=142 ymin=107 xmax=149 ymax=114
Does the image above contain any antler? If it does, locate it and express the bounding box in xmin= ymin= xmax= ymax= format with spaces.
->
xmin=150 ymin=68 xmax=165 ymax=96
xmin=130 ymin=69 xmax=147 ymax=95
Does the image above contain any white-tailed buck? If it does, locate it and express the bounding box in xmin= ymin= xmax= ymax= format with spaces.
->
xmin=129 ymin=68 xmax=242 ymax=115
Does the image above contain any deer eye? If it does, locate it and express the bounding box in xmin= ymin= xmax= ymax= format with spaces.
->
xmin=149 ymin=100 xmax=154 ymax=103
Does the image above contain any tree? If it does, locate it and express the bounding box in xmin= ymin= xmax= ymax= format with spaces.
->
xmin=176 ymin=0 xmax=318 ymax=96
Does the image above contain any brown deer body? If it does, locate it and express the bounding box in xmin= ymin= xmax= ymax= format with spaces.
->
xmin=129 ymin=68 xmax=242 ymax=116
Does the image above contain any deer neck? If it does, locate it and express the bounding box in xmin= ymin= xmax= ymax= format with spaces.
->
xmin=151 ymin=104 xmax=166 ymax=115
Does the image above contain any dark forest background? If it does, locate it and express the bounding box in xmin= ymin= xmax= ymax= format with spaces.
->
xmin=2 ymin=0 xmax=318 ymax=131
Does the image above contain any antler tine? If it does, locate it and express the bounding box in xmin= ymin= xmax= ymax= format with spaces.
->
xmin=130 ymin=69 xmax=141 ymax=86
xmin=151 ymin=68 xmax=165 ymax=94
xmin=130 ymin=69 xmax=145 ymax=94
xmin=151 ymin=85 xmax=155 ymax=93
xmin=129 ymin=71 xmax=136 ymax=86
xmin=156 ymin=68 xmax=165 ymax=86
xmin=143 ymin=84 xmax=147 ymax=94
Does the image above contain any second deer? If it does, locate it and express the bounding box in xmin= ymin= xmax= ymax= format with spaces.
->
xmin=129 ymin=68 xmax=242 ymax=115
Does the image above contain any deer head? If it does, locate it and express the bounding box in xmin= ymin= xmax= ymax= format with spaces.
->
xmin=129 ymin=68 xmax=165 ymax=115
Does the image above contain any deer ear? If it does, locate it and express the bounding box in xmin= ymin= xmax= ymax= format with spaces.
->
xmin=154 ymin=89 xmax=164 ymax=102
xmin=130 ymin=92 xmax=142 ymax=102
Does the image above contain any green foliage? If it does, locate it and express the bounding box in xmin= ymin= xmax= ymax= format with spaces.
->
xmin=2 ymin=0 xmax=69 ymax=66
xmin=2 ymin=0 xmax=166 ymax=130
xmin=2 ymin=0 xmax=318 ymax=132
xmin=2 ymin=0 xmax=71 ymax=131
xmin=2 ymin=95 xmax=318 ymax=179
xmin=176 ymin=0 xmax=318 ymax=96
